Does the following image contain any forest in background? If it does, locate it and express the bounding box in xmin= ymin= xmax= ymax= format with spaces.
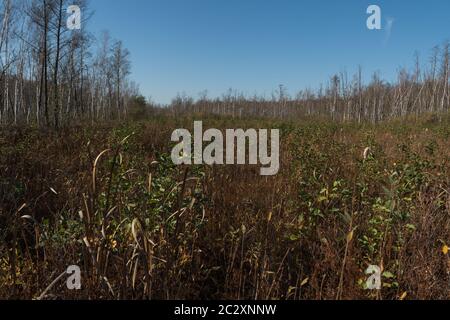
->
xmin=164 ymin=42 xmax=449 ymax=123
xmin=0 ymin=1 xmax=449 ymax=126
xmin=0 ymin=0 xmax=137 ymax=128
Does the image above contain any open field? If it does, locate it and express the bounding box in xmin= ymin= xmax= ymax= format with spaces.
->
xmin=1 ymin=115 xmax=449 ymax=300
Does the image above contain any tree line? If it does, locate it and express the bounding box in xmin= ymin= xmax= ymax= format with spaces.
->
xmin=0 ymin=0 xmax=138 ymax=127
xmin=2 ymin=0 xmax=448 ymax=126
xmin=166 ymin=42 xmax=449 ymax=123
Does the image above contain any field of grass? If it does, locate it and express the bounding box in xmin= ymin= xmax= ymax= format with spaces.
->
xmin=0 ymin=115 xmax=449 ymax=300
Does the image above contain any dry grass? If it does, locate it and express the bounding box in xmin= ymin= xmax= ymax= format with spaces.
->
xmin=0 ymin=115 xmax=449 ymax=300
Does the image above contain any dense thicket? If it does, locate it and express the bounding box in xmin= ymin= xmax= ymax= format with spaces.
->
xmin=0 ymin=0 xmax=138 ymax=127
xmin=1 ymin=117 xmax=449 ymax=299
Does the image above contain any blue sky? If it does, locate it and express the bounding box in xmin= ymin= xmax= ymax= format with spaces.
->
xmin=87 ymin=0 xmax=450 ymax=104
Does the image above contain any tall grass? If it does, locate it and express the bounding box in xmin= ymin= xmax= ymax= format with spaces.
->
xmin=0 ymin=116 xmax=449 ymax=299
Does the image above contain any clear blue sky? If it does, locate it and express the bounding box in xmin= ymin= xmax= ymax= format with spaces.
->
xmin=87 ymin=0 xmax=450 ymax=104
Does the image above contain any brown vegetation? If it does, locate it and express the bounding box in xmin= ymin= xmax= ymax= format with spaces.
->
xmin=1 ymin=115 xmax=449 ymax=300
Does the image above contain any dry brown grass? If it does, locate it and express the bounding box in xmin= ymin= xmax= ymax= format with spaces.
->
xmin=0 ymin=116 xmax=449 ymax=300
